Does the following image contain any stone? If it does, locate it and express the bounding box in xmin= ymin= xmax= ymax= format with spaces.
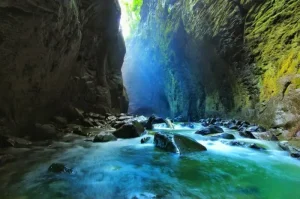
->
xmin=173 ymin=134 xmax=207 ymax=153
xmin=278 ymin=141 xmax=300 ymax=159
xmin=48 ymin=163 xmax=73 ymax=174
xmin=93 ymin=132 xmax=117 ymax=142
xmin=82 ymin=118 xmax=94 ymax=127
xmin=195 ymin=125 xmax=224 ymax=135
xmin=252 ymin=131 xmax=278 ymax=141
xmin=248 ymin=143 xmax=266 ymax=151
xmin=52 ymin=116 xmax=68 ymax=126
xmin=247 ymin=126 xmax=266 ymax=132
xmin=239 ymin=131 xmax=256 ymax=139
xmin=154 ymin=132 xmax=207 ymax=154
xmin=113 ymin=121 xmax=146 ymax=139
xmin=228 ymin=123 xmax=239 ymax=130
xmin=226 ymin=141 xmax=266 ymax=151
xmin=145 ymin=115 xmax=166 ymax=130
xmin=141 ymin=137 xmax=151 ymax=144
xmin=106 ymin=116 xmax=117 ymax=122
xmin=154 ymin=132 xmax=178 ymax=153
xmin=34 ymin=124 xmax=57 ymax=140
xmin=72 ymin=125 xmax=85 ymax=136
xmin=213 ymin=133 xmax=235 ymax=140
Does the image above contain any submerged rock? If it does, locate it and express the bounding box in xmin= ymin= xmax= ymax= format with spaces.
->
xmin=48 ymin=163 xmax=73 ymax=174
xmin=195 ymin=125 xmax=224 ymax=135
xmin=93 ymin=132 xmax=117 ymax=142
xmin=154 ymin=132 xmax=207 ymax=154
xmin=113 ymin=121 xmax=145 ymax=139
xmin=141 ymin=137 xmax=151 ymax=144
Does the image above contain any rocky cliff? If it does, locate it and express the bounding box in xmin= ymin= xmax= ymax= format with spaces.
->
xmin=0 ymin=0 xmax=128 ymax=136
xmin=125 ymin=0 xmax=300 ymax=136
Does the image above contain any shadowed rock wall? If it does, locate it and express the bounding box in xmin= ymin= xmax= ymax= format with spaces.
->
xmin=0 ymin=0 xmax=128 ymax=135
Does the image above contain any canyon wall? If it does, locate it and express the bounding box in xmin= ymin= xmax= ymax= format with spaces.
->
xmin=0 ymin=0 xmax=128 ymax=135
xmin=127 ymin=0 xmax=300 ymax=134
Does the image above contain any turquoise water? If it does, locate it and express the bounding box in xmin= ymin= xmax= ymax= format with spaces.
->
xmin=0 ymin=124 xmax=300 ymax=199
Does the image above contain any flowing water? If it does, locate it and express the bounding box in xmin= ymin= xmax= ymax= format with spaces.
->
xmin=0 ymin=123 xmax=300 ymax=199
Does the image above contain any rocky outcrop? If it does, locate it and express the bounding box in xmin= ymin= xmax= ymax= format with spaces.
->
xmin=0 ymin=0 xmax=128 ymax=136
xmin=124 ymin=0 xmax=300 ymax=137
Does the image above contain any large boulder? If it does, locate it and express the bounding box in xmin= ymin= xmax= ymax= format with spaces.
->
xmin=113 ymin=121 xmax=146 ymax=139
xmin=154 ymin=132 xmax=178 ymax=153
xmin=154 ymin=132 xmax=207 ymax=154
xmin=195 ymin=125 xmax=224 ymax=135
xmin=93 ymin=132 xmax=117 ymax=142
xmin=173 ymin=134 xmax=207 ymax=153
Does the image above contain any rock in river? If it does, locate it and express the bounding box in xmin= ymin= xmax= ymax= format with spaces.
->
xmin=195 ymin=125 xmax=224 ymax=135
xmin=154 ymin=132 xmax=207 ymax=154
xmin=113 ymin=121 xmax=146 ymax=139
xmin=93 ymin=132 xmax=117 ymax=142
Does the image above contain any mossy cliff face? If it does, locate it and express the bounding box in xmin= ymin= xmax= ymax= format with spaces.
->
xmin=129 ymin=0 xmax=300 ymax=130
xmin=0 ymin=0 xmax=128 ymax=135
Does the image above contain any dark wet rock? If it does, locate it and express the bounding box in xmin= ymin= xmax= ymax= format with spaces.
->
xmin=111 ymin=121 xmax=126 ymax=129
xmin=72 ymin=125 xmax=85 ymax=136
xmin=195 ymin=125 xmax=224 ymax=135
xmin=82 ymin=118 xmax=94 ymax=127
xmin=201 ymin=122 xmax=209 ymax=127
xmin=247 ymin=125 xmax=266 ymax=132
xmin=180 ymin=123 xmax=195 ymax=129
xmin=248 ymin=143 xmax=266 ymax=151
xmin=228 ymin=123 xmax=239 ymax=130
xmin=252 ymin=131 xmax=278 ymax=141
xmin=113 ymin=121 xmax=145 ymax=139
xmin=48 ymin=163 xmax=73 ymax=174
xmin=64 ymin=105 xmax=84 ymax=121
xmin=239 ymin=131 xmax=256 ymax=139
xmin=52 ymin=116 xmax=68 ymax=127
xmin=0 ymin=154 xmax=15 ymax=166
xmin=141 ymin=137 xmax=151 ymax=144
xmin=145 ymin=115 xmax=166 ymax=130
xmin=226 ymin=141 xmax=266 ymax=151
xmin=34 ymin=124 xmax=57 ymax=140
xmin=154 ymin=132 xmax=206 ymax=154
xmin=93 ymin=132 xmax=117 ymax=142
xmin=213 ymin=133 xmax=235 ymax=140
xmin=154 ymin=132 xmax=178 ymax=153
xmin=173 ymin=134 xmax=207 ymax=154
xmin=208 ymin=118 xmax=217 ymax=125
xmin=106 ymin=115 xmax=117 ymax=122
xmin=278 ymin=141 xmax=300 ymax=159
